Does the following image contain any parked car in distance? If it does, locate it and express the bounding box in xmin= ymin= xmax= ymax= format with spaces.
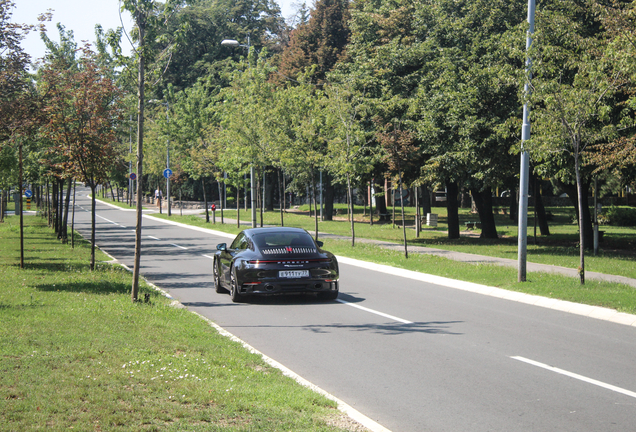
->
xmin=213 ymin=227 xmax=339 ymax=302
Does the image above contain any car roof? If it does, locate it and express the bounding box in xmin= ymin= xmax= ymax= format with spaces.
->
xmin=243 ymin=227 xmax=308 ymax=236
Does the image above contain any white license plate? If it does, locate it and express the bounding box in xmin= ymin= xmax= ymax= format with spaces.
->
xmin=279 ymin=270 xmax=310 ymax=278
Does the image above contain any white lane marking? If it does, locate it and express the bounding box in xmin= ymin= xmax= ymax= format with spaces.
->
xmin=171 ymin=243 xmax=188 ymax=250
xmin=148 ymin=236 xmax=160 ymax=240
xmin=202 ymin=255 xmax=215 ymax=260
xmin=511 ymin=356 xmax=636 ymax=399
xmin=96 ymin=215 xmax=118 ymax=225
xmin=336 ymin=299 xmax=413 ymax=324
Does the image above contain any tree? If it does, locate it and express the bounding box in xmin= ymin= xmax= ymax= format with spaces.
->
xmin=528 ymin=0 xmax=625 ymax=283
xmin=324 ymin=82 xmax=375 ymax=246
xmin=0 ymin=0 xmax=49 ymax=268
xmin=276 ymin=0 xmax=350 ymax=85
xmin=121 ymin=0 xmax=177 ymax=302
xmin=40 ymin=46 xmax=123 ymax=270
xmin=149 ymin=0 xmax=284 ymax=98
xmin=377 ymin=122 xmax=418 ymax=258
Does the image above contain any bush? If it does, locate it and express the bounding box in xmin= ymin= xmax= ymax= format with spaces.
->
xmin=600 ymin=206 xmax=636 ymax=226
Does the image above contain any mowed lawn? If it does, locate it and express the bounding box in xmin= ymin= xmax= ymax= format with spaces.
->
xmin=0 ymin=216 xmax=363 ymax=432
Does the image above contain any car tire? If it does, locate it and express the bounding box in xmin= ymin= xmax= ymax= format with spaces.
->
xmin=230 ymin=267 xmax=246 ymax=303
xmin=213 ymin=258 xmax=225 ymax=293
xmin=318 ymin=286 xmax=339 ymax=301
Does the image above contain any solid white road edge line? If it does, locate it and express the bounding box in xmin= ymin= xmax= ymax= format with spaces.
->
xmin=511 ymin=356 xmax=636 ymax=399
xmin=199 ymin=315 xmax=393 ymax=432
xmin=336 ymin=256 xmax=636 ymax=327
xmin=337 ymin=299 xmax=413 ymax=324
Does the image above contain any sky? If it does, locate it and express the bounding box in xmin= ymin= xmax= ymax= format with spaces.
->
xmin=12 ymin=0 xmax=300 ymax=63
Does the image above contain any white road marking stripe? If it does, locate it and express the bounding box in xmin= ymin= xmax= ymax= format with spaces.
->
xmin=96 ymin=215 xmax=117 ymax=224
xmin=171 ymin=244 xmax=188 ymax=250
xmin=336 ymin=299 xmax=413 ymax=324
xmin=511 ymin=356 xmax=636 ymax=399
xmin=148 ymin=236 xmax=160 ymax=240
xmin=202 ymin=255 xmax=215 ymax=260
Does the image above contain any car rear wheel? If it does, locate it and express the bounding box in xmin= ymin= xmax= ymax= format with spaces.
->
xmin=213 ymin=258 xmax=225 ymax=293
xmin=230 ymin=268 xmax=246 ymax=303
xmin=318 ymin=285 xmax=339 ymax=301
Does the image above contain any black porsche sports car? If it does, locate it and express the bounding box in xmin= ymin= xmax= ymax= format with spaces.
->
xmin=212 ymin=227 xmax=339 ymax=302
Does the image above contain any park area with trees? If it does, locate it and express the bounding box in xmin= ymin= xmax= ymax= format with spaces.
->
xmin=2 ymin=0 xmax=636 ymax=286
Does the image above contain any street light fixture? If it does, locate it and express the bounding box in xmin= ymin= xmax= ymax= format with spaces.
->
xmin=221 ymin=36 xmax=257 ymax=228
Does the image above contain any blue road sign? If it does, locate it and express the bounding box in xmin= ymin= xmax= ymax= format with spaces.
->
xmin=130 ymin=173 xmax=137 ymax=180
xmin=25 ymin=190 xmax=33 ymax=198
xmin=163 ymin=168 xmax=173 ymax=179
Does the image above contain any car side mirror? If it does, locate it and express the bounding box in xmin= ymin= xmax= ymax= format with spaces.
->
xmin=316 ymin=241 xmax=324 ymax=248
xmin=216 ymin=243 xmax=227 ymax=251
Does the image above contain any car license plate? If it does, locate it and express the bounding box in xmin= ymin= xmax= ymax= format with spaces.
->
xmin=279 ymin=270 xmax=310 ymax=278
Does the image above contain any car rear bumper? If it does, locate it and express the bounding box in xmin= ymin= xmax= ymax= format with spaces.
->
xmin=239 ymin=279 xmax=339 ymax=295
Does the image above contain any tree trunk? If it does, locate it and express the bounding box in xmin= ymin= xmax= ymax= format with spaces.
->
xmin=265 ymin=170 xmax=275 ymax=212
xmin=421 ymin=187 xmax=432 ymax=216
xmin=392 ymin=185 xmax=396 ymax=228
xmin=531 ymin=172 xmax=550 ymax=236
xmin=347 ymin=174 xmax=355 ymax=247
xmin=71 ymin=182 xmax=76 ymax=248
xmin=415 ymin=186 xmax=420 ymax=237
xmin=217 ymin=180 xmax=224 ymax=224
xmin=278 ymin=169 xmax=284 ymax=227
xmin=446 ymin=180 xmax=460 ymax=239
xmin=575 ymin=154 xmax=585 ymax=285
xmin=312 ymin=170 xmax=318 ymax=240
xmin=558 ymin=179 xmax=593 ymax=250
xmin=237 ymin=186 xmax=241 ymax=229
xmin=323 ymin=172 xmax=335 ymax=221
xmin=18 ymin=142 xmax=24 ymax=268
xmin=132 ymin=12 xmax=146 ymax=303
xmin=369 ymin=179 xmax=374 ymax=226
xmin=62 ymin=178 xmax=72 ymax=243
xmin=399 ymin=173 xmax=408 ymax=258
xmin=203 ymin=178 xmax=209 ymax=223
xmin=90 ymin=183 xmax=97 ymax=271
xmin=470 ymin=187 xmax=498 ymax=239
xmin=47 ymin=182 xmax=52 ymax=227
xmin=258 ymin=172 xmax=263 ymax=227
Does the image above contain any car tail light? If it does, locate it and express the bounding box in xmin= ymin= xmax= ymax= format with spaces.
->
xmin=248 ymin=259 xmax=331 ymax=265
xmin=243 ymin=282 xmax=262 ymax=285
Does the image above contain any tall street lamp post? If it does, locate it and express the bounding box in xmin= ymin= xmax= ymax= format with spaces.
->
xmin=221 ymin=37 xmax=257 ymax=228
xmin=518 ymin=0 xmax=536 ymax=282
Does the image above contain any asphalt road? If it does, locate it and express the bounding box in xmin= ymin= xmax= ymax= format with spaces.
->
xmin=72 ymin=188 xmax=636 ymax=432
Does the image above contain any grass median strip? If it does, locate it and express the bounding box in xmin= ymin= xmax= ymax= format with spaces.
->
xmin=0 ymin=217 xmax=365 ymax=431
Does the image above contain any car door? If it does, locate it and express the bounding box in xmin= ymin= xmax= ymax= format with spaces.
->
xmin=219 ymin=233 xmax=247 ymax=285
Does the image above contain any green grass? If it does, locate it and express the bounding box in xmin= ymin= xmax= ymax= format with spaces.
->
xmin=0 ymin=217 xmax=358 ymax=431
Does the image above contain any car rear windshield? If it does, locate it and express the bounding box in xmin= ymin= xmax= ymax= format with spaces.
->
xmin=252 ymin=232 xmax=316 ymax=249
